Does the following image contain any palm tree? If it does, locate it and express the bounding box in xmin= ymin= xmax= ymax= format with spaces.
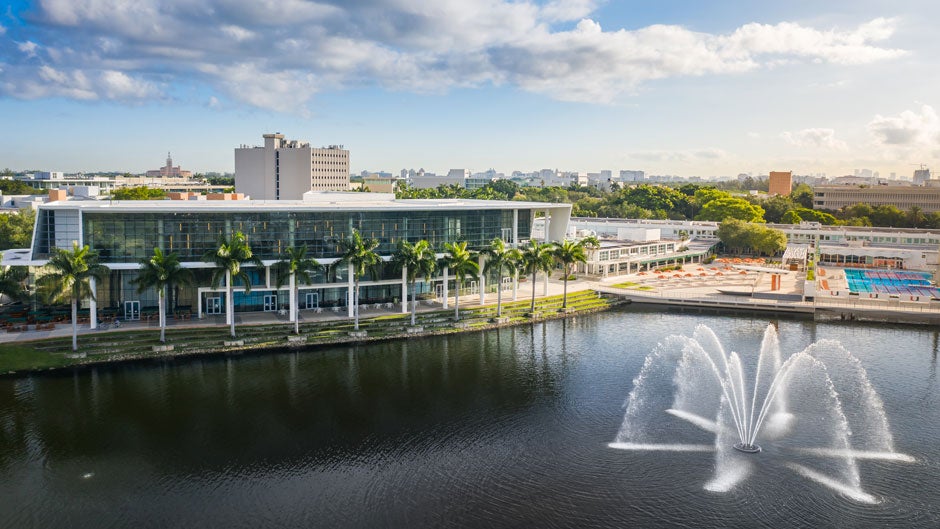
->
xmin=336 ymin=229 xmax=381 ymax=331
xmin=273 ymin=245 xmax=323 ymax=335
xmin=482 ymin=238 xmax=521 ymax=318
xmin=392 ymin=239 xmax=437 ymax=326
xmin=520 ymin=240 xmax=555 ymax=313
xmin=202 ymin=231 xmax=263 ymax=338
xmin=36 ymin=242 xmax=109 ymax=352
xmin=0 ymin=264 xmax=27 ymax=304
xmin=552 ymin=236 xmax=599 ymax=309
xmin=442 ymin=241 xmax=478 ymax=321
xmin=131 ymin=247 xmax=193 ymax=343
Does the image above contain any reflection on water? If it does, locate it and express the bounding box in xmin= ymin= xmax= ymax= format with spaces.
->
xmin=0 ymin=311 xmax=938 ymax=528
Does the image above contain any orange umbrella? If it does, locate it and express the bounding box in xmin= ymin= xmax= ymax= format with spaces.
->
xmin=685 ymin=273 xmax=693 ymax=277
xmin=739 ymin=270 xmax=748 ymax=275
xmin=699 ymin=272 xmax=707 ymax=277
xmin=657 ymin=275 xmax=666 ymax=279
xmin=638 ymin=271 xmax=647 ymax=275
xmin=715 ymin=272 xmax=724 ymax=276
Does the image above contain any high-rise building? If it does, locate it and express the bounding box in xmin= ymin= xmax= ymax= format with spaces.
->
xmin=768 ymin=171 xmax=793 ymax=196
xmin=235 ymin=133 xmax=349 ymax=200
xmin=914 ymin=167 xmax=931 ymax=186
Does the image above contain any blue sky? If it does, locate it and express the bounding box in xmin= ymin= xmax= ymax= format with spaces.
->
xmin=1 ymin=0 xmax=938 ymax=177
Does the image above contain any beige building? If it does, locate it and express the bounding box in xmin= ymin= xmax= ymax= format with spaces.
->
xmin=235 ymin=133 xmax=350 ymax=200
xmin=768 ymin=171 xmax=792 ymax=196
xmin=813 ymin=185 xmax=940 ymax=212
xmin=145 ymin=152 xmax=192 ymax=178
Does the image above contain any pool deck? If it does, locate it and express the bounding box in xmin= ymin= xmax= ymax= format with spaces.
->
xmin=594 ymin=264 xmax=940 ymax=325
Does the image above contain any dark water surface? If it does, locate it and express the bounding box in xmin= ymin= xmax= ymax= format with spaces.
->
xmin=1 ymin=309 xmax=938 ymax=528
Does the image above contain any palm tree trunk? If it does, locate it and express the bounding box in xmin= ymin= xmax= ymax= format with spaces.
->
xmin=227 ymin=270 xmax=236 ymax=338
xmin=562 ymin=272 xmax=569 ymax=309
xmin=410 ymin=280 xmax=416 ymax=326
xmin=530 ymin=271 xmax=537 ymax=313
xmin=454 ymin=278 xmax=460 ymax=321
xmin=159 ymin=288 xmax=166 ymax=343
xmin=71 ymin=297 xmax=78 ymax=352
xmin=293 ymin=272 xmax=300 ymax=335
xmin=496 ymin=272 xmax=503 ymax=317
xmin=354 ymin=277 xmax=360 ymax=331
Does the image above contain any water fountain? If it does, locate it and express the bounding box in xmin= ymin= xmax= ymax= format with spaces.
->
xmin=610 ymin=324 xmax=914 ymax=503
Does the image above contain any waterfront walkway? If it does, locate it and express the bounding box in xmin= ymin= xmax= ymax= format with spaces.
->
xmin=0 ymin=278 xmax=595 ymax=345
xmin=5 ymin=263 xmax=940 ymax=347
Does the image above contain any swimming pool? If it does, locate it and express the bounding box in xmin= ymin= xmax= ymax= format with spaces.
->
xmin=844 ymin=268 xmax=939 ymax=298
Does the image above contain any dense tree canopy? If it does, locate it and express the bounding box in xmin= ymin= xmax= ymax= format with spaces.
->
xmin=716 ymin=219 xmax=787 ymax=256
xmin=110 ymin=186 xmax=167 ymax=200
xmin=0 ymin=180 xmax=43 ymax=195
xmin=393 ymin=179 xmax=937 ymax=230
xmin=695 ymin=197 xmax=765 ymax=222
xmin=0 ymin=209 xmax=36 ymax=250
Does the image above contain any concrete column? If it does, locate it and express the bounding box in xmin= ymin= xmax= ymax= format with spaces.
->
xmin=512 ymin=209 xmax=519 ymax=246
xmin=348 ymin=263 xmax=355 ymax=318
xmin=543 ymin=210 xmax=549 ymax=242
xmin=442 ymin=266 xmax=449 ymax=309
xmin=89 ymin=276 xmax=97 ymax=329
xmin=197 ymin=290 xmax=202 ymax=319
xmin=401 ymin=266 xmax=409 ymax=314
xmin=289 ymin=273 xmax=296 ymax=323
xmin=512 ymin=270 xmax=518 ymax=301
xmin=478 ymin=255 xmax=486 ymax=305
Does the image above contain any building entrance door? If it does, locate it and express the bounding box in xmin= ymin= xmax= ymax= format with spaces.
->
xmin=206 ymin=296 xmax=223 ymax=315
xmin=263 ymin=294 xmax=278 ymax=312
xmin=124 ymin=301 xmax=140 ymax=321
xmin=305 ymin=292 xmax=319 ymax=309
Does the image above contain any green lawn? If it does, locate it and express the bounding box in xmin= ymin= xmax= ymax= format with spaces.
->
xmin=0 ymin=290 xmax=616 ymax=375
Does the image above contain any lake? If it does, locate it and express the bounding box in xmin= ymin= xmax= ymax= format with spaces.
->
xmin=1 ymin=308 xmax=938 ymax=528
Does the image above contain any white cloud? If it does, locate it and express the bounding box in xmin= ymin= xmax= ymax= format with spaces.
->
xmin=99 ymin=70 xmax=157 ymax=99
xmin=17 ymin=40 xmax=39 ymax=58
xmin=631 ymin=148 xmax=729 ymax=163
xmin=0 ymin=1 xmax=909 ymax=111
xmin=868 ymin=105 xmax=939 ymax=146
xmin=780 ymin=128 xmax=848 ymax=150
xmin=540 ymin=0 xmax=601 ymax=23
xmin=220 ymin=25 xmax=254 ymax=42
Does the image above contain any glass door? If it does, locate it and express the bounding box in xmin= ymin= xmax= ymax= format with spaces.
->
xmin=124 ymin=300 xmax=140 ymax=321
xmin=206 ymin=296 xmax=223 ymax=315
xmin=263 ymin=294 xmax=278 ymax=312
xmin=305 ymin=292 xmax=319 ymax=309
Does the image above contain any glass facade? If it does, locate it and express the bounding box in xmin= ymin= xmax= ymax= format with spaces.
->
xmin=30 ymin=204 xmax=542 ymax=317
xmin=33 ymin=208 xmax=532 ymax=262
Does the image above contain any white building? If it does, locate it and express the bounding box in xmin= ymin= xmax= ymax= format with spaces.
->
xmin=235 ymin=133 xmax=350 ymax=200
xmin=547 ymin=217 xmax=940 ymax=277
xmin=409 ymin=170 xmax=464 ymax=189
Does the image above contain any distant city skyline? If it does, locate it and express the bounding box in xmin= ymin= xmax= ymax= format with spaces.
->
xmin=1 ymin=1 xmax=938 ymax=177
